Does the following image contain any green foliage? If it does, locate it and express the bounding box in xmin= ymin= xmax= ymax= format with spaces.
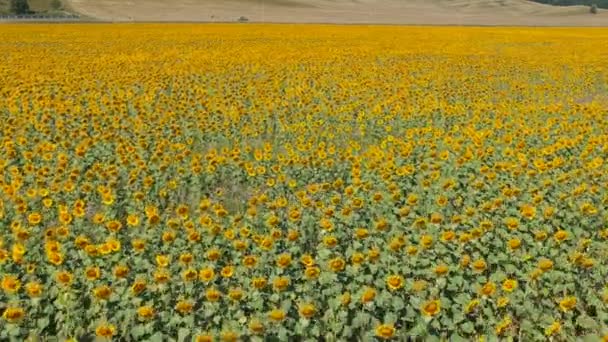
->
xmin=9 ymin=0 xmax=29 ymax=14
xmin=50 ymin=0 xmax=61 ymax=10
xmin=590 ymin=4 xmax=598 ymax=13
xmin=531 ymin=0 xmax=608 ymax=9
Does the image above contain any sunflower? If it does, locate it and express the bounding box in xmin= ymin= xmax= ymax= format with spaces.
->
xmin=559 ymin=296 xmax=577 ymax=312
xmin=545 ymin=321 xmax=561 ymax=336
xmin=56 ymin=270 xmax=73 ymax=286
xmin=538 ymin=258 xmax=554 ymax=271
xmin=272 ymin=276 xmax=290 ymax=291
xmin=25 ymin=281 xmax=43 ymax=297
xmin=421 ymin=299 xmax=441 ymax=317
xmin=502 ymin=279 xmax=518 ymax=292
xmin=2 ymin=306 xmax=25 ymax=323
xmin=268 ymin=308 xmax=286 ymax=322
xmin=328 ymin=257 xmax=346 ymax=272
xmin=298 ymin=303 xmax=316 ymax=318
xmin=131 ymin=279 xmax=147 ymax=295
xmin=471 ymin=259 xmax=487 ymax=273
xmin=175 ymin=300 xmax=194 ymax=314
xmin=205 ymin=288 xmax=222 ymax=302
xmin=386 ymin=275 xmax=404 ymax=291
xmin=554 ymin=230 xmax=568 ymax=243
xmin=1 ymin=275 xmax=21 ymax=294
xmin=479 ymin=282 xmax=496 ymax=297
xmin=495 ymin=316 xmax=512 ymax=335
xmin=465 ymin=299 xmax=480 ymax=314
xmin=248 ymin=319 xmax=265 ymax=334
xmin=276 ymin=253 xmax=292 ymax=268
xmin=361 ymin=287 xmax=376 ymax=304
xmin=375 ymin=323 xmax=395 ymax=340
xmin=137 ymin=305 xmax=155 ymax=320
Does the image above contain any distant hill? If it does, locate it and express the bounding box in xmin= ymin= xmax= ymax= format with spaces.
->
xmin=530 ymin=0 xmax=608 ymax=9
xmin=14 ymin=0 xmax=608 ymax=25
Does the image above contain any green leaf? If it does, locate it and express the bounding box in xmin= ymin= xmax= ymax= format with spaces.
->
xmin=581 ymin=334 xmax=601 ymax=342
xmin=461 ymin=322 xmax=475 ymax=334
xmin=149 ymin=332 xmax=164 ymax=342
xmin=392 ymin=296 xmax=405 ymax=311
xmin=131 ymin=325 xmax=145 ymax=339
xmin=37 ymin=317 xmax=50 ymax=330
xmin=576 ymin=315 xmax=599 ymax=330
xmin=177 ymin=328 xmax=190 ymax=342
xmin=450 ymin=332 xmax=468 ymax=342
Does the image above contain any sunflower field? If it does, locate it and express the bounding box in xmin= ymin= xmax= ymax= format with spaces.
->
xmin=0 ymin=24 xmax=608 ymax=341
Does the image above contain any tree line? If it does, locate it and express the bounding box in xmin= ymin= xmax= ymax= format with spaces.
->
xmin=530 ymin=0 xmax=607 ymax=9
xmin=8 ymin=0 xmax=62 ymax=14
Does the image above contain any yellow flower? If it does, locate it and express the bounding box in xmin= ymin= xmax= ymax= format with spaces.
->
xmin=502 ymin=279 xmax=518 ymax=292
xmin=420 ymin=235 xmax=433 ymax=248
xmin=220 ymin=331 xmax=238 ymax=342
xmin=328 ymin=257 xmax=346 ymax=272
xmin=221 ymin=265 xmax=234 ymax=278
xmin=251 ymin=277 xmax=267 ymax=289
xmin=495 ymin=316 xmax=512 ymax=335
xmin=304 ymin=266 xmax=320 ymax=279
xmin=434 ymin=264 xmax=449 ymax=276
xmin=559 ymin=296 xmax=577 ymax=312
xmin=545 ymin=321 xmax=561 ymax=336
xmin=137 ymin=305 xmax=155 ymax=320
xmin=195 ymin=334 xmax=213 ymax=342
xmin=276 ymin=253 xmax=292 ymax=268
xmin=341 ymin=292 xmax=352 ymax=306
xmin=56 ymin=270 xmax=73 ymax=286
xmin=93 ymin=285 xmax=112 ymax=300
xmin=175 ymin=300 xmax=194 ymax=314
xmin=206 ymin=248 xmax=221 ymax=261
xmin=25 ymin=281 xmax=43 ymax=297
xmin=272 ymin=276 xmax=290 ymax=291
xmin=131 ymin=279 xmax=147 ymax=295
xmin=105 ymin=220 xmax=122 ymax=233
xmin=2 ymin=306 xmax=25 ymax=323
xmin=205 ymin=288 xmax=222 ymax=302
xmin=85 ymin=266 xmax=101 ymax=281
xmin=113 ymin=265 xmax=129 ymax=279
xmin=421 ymin=299 xmax=441 ymax=317
xmin=1 ymin=275 xmax=21 ymax=294
xmin=96 ymin=323 xmax=116 ymax=338
xmin=520 ymin=204 xmax=536 ymax=219
xmin=375 ymin=323 xmax=396 ymax=340
xmin=155 ymin=254 xmax=170 ymax=267
xmin=361 ymin=287 xmax=376 ymax=304
xmin=27 ymin=212 xmax=42 ymax=225
xmin=538 ymin=258 xmax=554 ymax=271
xmin=480 ymin=282 xmax=496 ymax=297
xmin=228 ymin=287 xmax=244 ymax=301
xmin=507 ymin=238 xmax=521 ymax=250
xmin=351 ymin=252 xmax=365 ymax=265
xmin=268 ymin=308 xmax=286 ymax=322
xmin=126 ymin=214 xmax=140 ymax=227
xmin=535 ymin=230 xmax=548 ymax=241
xmin=471 ymin=259 xmax=487 ymax=273
xmin=441 ymin=230 xmax=455 ymax=242
xmin=465 ymin=299 xmax=480 ymax=314
xmin=298 ymin=303 xmax=316 ymax=318
xmin=497 ymin=297 xmax=510 ymax=308
xmin=182 ymin=268 xmax=198 ymax=282
xmin=386 ymin=275 xmax=404 ymax=291
xmin=554 ymin=230 xmax=568 ymax=243
xmin=355 ymin=228 xmax=369 ymax=239
xmin=199 ymin=267 xmax=215 ymax=282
